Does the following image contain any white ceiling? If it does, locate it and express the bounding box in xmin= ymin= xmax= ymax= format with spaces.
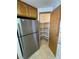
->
xmin=21 ymin=0 xmax=61 ymax=8
xmin=20 ymin=0 xmax=60 ymax=12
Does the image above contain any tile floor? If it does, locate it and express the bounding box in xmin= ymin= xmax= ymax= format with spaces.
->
xmin=28 ymin=39 xmax=56 ymax=59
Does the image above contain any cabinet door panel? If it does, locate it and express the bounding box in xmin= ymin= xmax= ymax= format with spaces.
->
xmin=28 ymin=6 xmax=33 ymax=17
xmin=17 ymin=1 xmax=22 ymax=15
xmin=20 ymin=2 xmax=26 ymax=16
xmin=17 ymin=1 xmax=28 ymax=17
xmin=28 ymin=6 xmax=37 ymax=18
xmin=24 ymin=3 xmax=29 ymax=17
xmin=33 ymin=8 xmax=37 ymax=18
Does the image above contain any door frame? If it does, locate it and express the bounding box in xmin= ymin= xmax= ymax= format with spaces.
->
xmin=39 ymin=12 xmax=51 ymax=46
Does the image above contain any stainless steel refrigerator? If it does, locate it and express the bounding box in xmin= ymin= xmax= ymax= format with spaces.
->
xmin=17 ymin=18 xmax=39 ymax=59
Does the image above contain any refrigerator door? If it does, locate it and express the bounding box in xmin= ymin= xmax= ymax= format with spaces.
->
xmin=22 ymin=33 xmax=38 ymax=59
xmin=35 ymin=32 xmax=39 ymax=48
xmin=32 ymin=32 xmax=39 ymax=48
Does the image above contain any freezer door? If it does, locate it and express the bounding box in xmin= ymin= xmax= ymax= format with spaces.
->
xmin=22 ymin=33 xmax=39 ymax=59
xmin=17 ymin=18 xmax=39 ymax=36
xmin=19 ymin=19 xmax=33 ymax=35
xmin=32 ymin=20 xmax=39 ymax=32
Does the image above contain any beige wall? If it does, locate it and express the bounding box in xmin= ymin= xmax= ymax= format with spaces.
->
xmin=39 ymin=13 xmax=50 ymax=23
xmin=39 ymin=13 xmax=51 ymax=40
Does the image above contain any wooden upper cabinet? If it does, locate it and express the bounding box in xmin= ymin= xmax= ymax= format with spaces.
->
xmin=17 ymin=1 xmax=28 ymax=17
xmin=17 ymin=1 xmax=37 ymax=19
xmin=28 ymin=6 xmax=37 ymax=18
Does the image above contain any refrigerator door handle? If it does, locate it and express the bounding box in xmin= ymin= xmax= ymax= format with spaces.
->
xmin=17 ymin=22 xmax=24 ymax=57
xmin=17 ymin=31 xmax=24 ymax=57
